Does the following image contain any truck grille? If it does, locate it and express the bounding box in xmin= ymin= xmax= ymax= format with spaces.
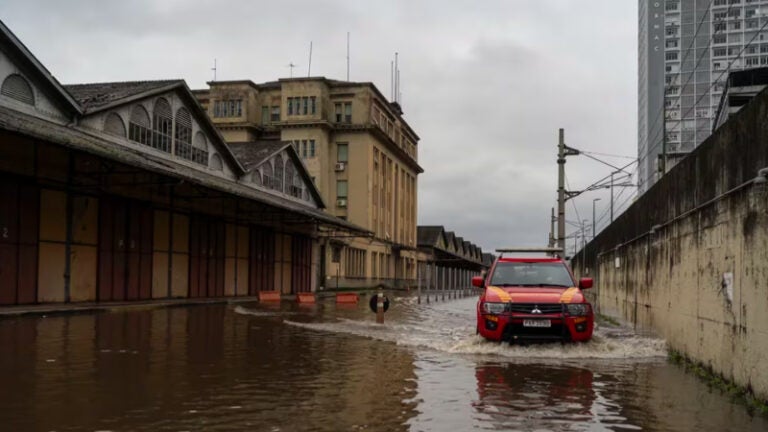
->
xmin=507 ymin=303 xmax=564 ymax=314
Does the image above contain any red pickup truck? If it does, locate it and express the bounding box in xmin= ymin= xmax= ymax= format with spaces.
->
xmin=473 ymin=249 xmax=594 ymax=343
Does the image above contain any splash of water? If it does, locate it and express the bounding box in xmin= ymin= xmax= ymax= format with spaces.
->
xmin=283 ymin=318 xmax=666 ymax=360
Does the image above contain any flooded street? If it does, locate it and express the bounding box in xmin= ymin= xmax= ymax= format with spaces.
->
xmin=1 ymin=294 xmax=767 ymax=432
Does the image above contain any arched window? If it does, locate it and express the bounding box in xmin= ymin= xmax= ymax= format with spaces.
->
xmin=1 ymin=74 xmax=34 ymax=105
xmin=192 ymin=132 xmax=209 ymax=165
xmin=151 ymin=98 xmax=172 ymax=152
xmin=284 ymin=160 xmax=295 ymax=195
xmin=251 ymin=170 xmax=262 ymax=186
xmin=174 ymin=108 xmax=193 ymax=160
xmin=128 ymin=105 xmax=151 ymax=145
xmin=210 ymin=153 xmax=223 ymax=171
xmin=261 ymin=163 xmax=274 ymax=188
xmin=104 ymin=113 xmax=126 ymax=137
xmin=273 ymin=155 xmax=284 ymax=191
xmin=284 ymin=160 xmax=304 ymax=198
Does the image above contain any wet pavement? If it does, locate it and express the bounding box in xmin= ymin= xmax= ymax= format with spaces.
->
xmin=1 ymin=293 xmax=767 ymax=431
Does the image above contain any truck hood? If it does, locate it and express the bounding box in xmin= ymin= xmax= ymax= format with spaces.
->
xmin=484 ymin=285 xmax=585 ymax=304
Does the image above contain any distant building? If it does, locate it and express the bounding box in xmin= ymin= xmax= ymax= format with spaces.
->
xmin=638 ymin=0 xmax=768 ymax=192
xmin=194 ymin=78 xmax=423 ymax=288
xmin=713 ymin=67 xmax=768 ymax=131
xmin=416 ymin=226 xmax=487 ymax=289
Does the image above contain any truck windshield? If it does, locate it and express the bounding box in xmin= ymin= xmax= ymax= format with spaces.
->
xmin=489 ymin=262 xmax=574 ymax=287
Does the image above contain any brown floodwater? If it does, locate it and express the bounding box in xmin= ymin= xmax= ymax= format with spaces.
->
xmin=0 ymin=293 xmax=767 ymax=431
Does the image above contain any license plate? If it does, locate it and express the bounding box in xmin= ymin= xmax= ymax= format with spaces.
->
xmin=523 ymin=319 xmax=551 ymax=328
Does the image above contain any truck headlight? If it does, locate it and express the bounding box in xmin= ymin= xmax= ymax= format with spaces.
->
xmin=482 ymin=302 xmax=506 ymax=314
xmin=566 ymin=303 xmax=590 ymax=316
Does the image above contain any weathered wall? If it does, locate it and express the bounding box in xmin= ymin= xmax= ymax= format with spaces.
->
xmin=572 ymin=88 xmax=768 ymax=402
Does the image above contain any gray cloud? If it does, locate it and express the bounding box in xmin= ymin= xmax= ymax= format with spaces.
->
xmin=1 ymin=0 xmax=637 ymax=253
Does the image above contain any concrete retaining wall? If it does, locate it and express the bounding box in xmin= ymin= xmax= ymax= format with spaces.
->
xmin=572 ymin=88 xmax=768 ymax=402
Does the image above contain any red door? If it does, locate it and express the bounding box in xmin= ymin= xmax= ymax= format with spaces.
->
xmin=189 ymin=216 xmax=225 ymax=298
xmin=249 ymin=226 xmax=275 ymax=294
xmin=98 ymin=199 xmax=153 ymax=302
xmin=0 ymin=181 xmax=39 ymax=305
xmin=291 ymin=235 xmax=312 ymax=293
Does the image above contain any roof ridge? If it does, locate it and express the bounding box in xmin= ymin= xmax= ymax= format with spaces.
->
xmin=63 ymin=79 xmax=183 ymax=88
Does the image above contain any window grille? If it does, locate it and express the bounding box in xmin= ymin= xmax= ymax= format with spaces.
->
xmin=262 ymin=163 xmax=274 ymax=188
xmin=104 ymin=113 xmax=126 ymax=137
xmin=174 ymin=108 xmax=194 ymax=161
xmin=273 ymin=155 xmax=284 ymax=191
xmin=192 ymin=132 xmax=209 ymax=165
xmin=151 ymin=98 xmax=172 ymax=153
xmin=1 ymin=74 xmax=34 ymax=105
xmin=128 ymin=105 xmax=152 ymax=146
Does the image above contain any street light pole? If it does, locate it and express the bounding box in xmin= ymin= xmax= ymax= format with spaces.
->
xmin=557 ymin=129 xmax=566 ymax=254
xmin=610 ymin=169 xmax=622 ymax=223
xmin=592 ymin=198 xmax=601 ymax=240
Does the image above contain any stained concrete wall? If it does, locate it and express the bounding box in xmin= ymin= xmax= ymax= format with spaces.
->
xmin=572 ymin=87 xmax=768 ymax=402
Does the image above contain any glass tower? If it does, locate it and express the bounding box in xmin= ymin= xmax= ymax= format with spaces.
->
xmin=638 ymin=0 xmax=768 ymax=193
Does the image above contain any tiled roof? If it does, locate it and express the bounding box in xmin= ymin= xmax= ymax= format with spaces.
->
xmin=0 ymin=105 xmax=359 ymax=233
xmin=64 ymin=80 xmax=182 ymax=111
xmin=417 ymin=226 xmax=444 ymax=247
xmin=228 ymin=141 xmax=289 ymax=171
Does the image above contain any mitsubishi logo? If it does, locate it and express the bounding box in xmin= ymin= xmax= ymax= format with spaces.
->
xmin=531 ymin=306 xmax=542 ymax=314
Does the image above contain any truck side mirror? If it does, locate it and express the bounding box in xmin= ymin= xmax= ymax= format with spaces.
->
xmin=472 ymin=276 xmax=485 ymax=288
xmin=579 ymin=277 xmax=593 ymax=289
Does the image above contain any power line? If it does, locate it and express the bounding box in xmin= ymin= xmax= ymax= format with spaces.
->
xmin=580 ymin=150 xmax=636 ymax=159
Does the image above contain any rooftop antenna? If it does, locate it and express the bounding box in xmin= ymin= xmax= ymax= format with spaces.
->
xmin=394 ymin=52 xmax=399 ymax=103
xmin=288 ymin=62 xmax=298 ymax=78
xmin=397 ymin=68 xmax=401 ymax=104
xmin=211 ymin=58 xmax=217 ymax=81
xmin=346 ymin=32 xmax=350 ymax=81
xmin=307 ymin=41 xmax=313 ymax=77
xmin=390 ymin=60 xmax=394 ymax=100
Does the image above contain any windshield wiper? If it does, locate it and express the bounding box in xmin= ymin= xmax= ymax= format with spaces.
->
xmin=516 ymin=283 xmax=572 ymax=287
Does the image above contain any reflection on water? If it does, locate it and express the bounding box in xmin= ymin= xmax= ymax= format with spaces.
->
xmin=0 ymin=304 xmax=418 ymax=431
xmin=0 ymin=295 xmax=766 ymax=431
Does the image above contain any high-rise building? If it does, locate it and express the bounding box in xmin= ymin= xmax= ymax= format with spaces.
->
xmin=638 ymin=0 xmax=768 ymax=192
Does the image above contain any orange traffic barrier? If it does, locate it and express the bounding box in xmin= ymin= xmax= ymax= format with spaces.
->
xmin=335 ymin=293 xmax=359 ymax=304
xmin=258 ymin=291 xmax=281 ymax=302
xmin=296 ymin=293 xmax=316 ymax=304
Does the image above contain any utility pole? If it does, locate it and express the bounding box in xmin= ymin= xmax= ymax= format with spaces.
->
xmin=610 ymin=170 xmax=616 ymax=223
xmin=557 ymin=128 xmax=579 ymax=254
xmin=557 ymin=129 xmax=566 ymax=254
xmin=592 ymin=198 xmax=600 ymax=240
xmin=661 ymin=86 xmax=667 ymax=180
xmin=548 ymin=207 xmax=555 ymax=248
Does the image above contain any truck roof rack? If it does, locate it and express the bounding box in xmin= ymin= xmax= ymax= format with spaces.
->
xmin=495 ymin=247 xmax=564 ymax=257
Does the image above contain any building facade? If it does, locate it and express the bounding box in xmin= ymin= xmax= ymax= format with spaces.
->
xmin=638 ymin=0 xmax=768 ymax=192
xmin=0 ymin=19 xmax=366 ymax=307
xmin=194 ymin=78 xmax=423 ymax=289
xmin=416 ymin=226 xmax=488 ymax=291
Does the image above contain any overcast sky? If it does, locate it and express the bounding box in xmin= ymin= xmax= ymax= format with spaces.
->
xmin=1 ymin=0 xmax=637 ymax=255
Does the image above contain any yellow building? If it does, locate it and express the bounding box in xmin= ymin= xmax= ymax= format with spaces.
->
xmin=194 ymin=78 xmax=422 ymax=289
